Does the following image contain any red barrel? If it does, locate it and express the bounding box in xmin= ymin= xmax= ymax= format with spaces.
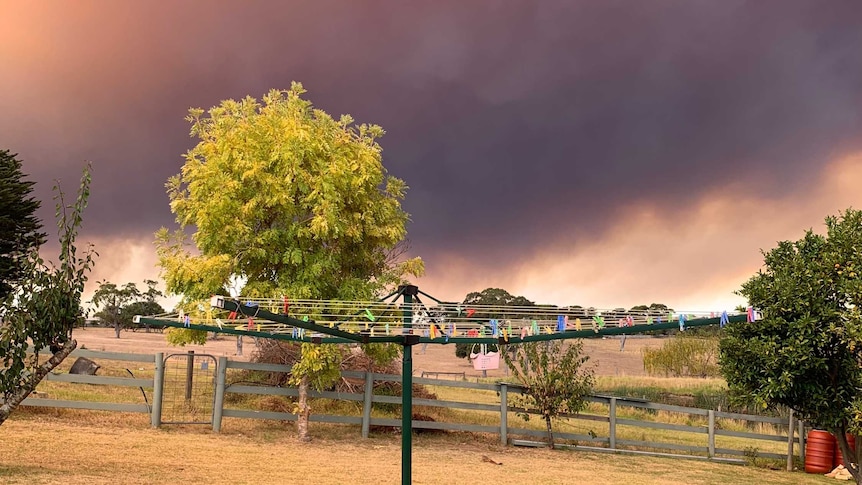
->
xmin=806 ymin=430 xmax=836 ymax=473
xmin=834 ymin=434 xmax=857 ymax=468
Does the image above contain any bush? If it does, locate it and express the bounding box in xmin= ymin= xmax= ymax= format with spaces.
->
xmin=642 ymin=336 xmax=720 ymax=377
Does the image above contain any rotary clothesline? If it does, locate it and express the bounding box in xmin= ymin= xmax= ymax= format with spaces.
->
xmin=135 ymin=295 xmax=755 ymax=344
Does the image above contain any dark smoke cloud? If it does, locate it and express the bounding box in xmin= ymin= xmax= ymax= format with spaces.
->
xmin=2 ymin=1 xmax=861 ymax=289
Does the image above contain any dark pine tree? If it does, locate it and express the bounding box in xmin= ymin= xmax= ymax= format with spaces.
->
xmin=0 ymin=149 xmax=46 ymax=299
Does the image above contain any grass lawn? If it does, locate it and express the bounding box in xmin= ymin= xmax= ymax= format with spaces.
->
xmin=0 ymin=412 xmax=832 ymax=485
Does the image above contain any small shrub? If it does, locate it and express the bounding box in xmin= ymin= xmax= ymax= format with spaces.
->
xmin=642 ymin=336 xmax=720 ymax=378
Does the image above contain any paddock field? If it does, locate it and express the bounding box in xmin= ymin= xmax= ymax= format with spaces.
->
xmin=0 ymin=414 xmax=828 ymax=485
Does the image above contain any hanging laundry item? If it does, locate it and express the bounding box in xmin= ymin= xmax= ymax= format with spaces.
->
xmin=520 ymin=326 xmax=528 ymax=339
xmin=575 ymin=318 xmax=582 ymax=331
xmin=720 ymin=311 xmax=729 ymax=328
xmin=364 ymin=309 xmax=375 ymax=322
xmin=490 ymin=319 xmax=499 ymax=337
xmin=466 ymin=308 xmax=476 ymax=318
xmin=625 ymin=316 xmax=634 ymax=327
xmin=678 ymin=314 xmax=686 ymax=331
xmin=557 ymin=315 xmax=566 ymax=333
xmin=283 ymin=297 xmax=289 ymax=314
xmin=593 ymin=315 xmax=605 ymax=330
xmin=183 ymin=315 xmax=190 ymax=328
xmin=532 ymin=320 xmax=540 ymax=335
xmin=747 ymin=307 xmax=757 ymax=322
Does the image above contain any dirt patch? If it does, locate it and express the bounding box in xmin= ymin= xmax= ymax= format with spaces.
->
xmin=71 ymin=328 xmax=664 ymax=377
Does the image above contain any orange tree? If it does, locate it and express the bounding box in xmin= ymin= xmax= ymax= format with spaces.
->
xmin=721 ymin=209 xmax=862 ymax=483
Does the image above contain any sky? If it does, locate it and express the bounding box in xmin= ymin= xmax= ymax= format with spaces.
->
xmin=2 ymin=1 xmax=862 ymax=311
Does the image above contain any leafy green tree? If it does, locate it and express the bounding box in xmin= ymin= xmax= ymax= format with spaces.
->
xmin=92 ymin=279 xmax=165 ymax=336
xmin=463 ymin=287 xmax=535 ymax=307
xmin=121 ymin=300 xmax=166 ymax=331
xmin=455 ymin=288 xmax=534 ymax=359
xmin=720 ymin=209 xmax=862 ymax=483
xmin=91 ymin=281 xmax=141 ymax=338
xmin=155 ymin=83 xmax=422 ymax=441
xmin=503 ymin=340 xmax=594 ymax=449
xmin=0 ymin=150 xmax=47 ymax=300
xmin=0 ymin=165 xmax=96 ymax=425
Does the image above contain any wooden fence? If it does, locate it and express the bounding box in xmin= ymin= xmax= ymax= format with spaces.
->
xmin=23 ymin=349 xmax=805 ymax=465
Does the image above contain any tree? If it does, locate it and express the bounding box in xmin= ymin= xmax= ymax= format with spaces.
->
xmin=121 ymin=300 xmax=166 ymax=332
xmin=455 ymin=288 xmax=534 ymax=359
xmin=155 ymin=83 xmax=422 ymax=441
xmin=0 ymin=149 xmax=47 ymax=300
xmin=91 ymin=279 xmax=165 ymax=337
xmin=0 ymin=165 xmax=96 ymax=425
xmin=463 ymin=287 xmax=535 ymax=307
xmin=503 ymin=340 xmax=594 ymax=449
xmin=720 ymin=209 xmax=862 ymax=483
xmin=91 ymin=281 xmax=140 ymax=338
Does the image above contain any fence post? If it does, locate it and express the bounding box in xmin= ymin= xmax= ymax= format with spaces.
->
xmin=609 ymin=397 xmax=617 ymax=450
xmin=499 ymin=383 xmax=508 ymax=446
xmin=786 ymin=409 xmax=795 ymax=471
xmin=798 ymin=419 xmax=805 ymax=464
xmin=151 ymin=352 xmax=164 ymax=428
xmin=708 ymin=410 xmax=715 ymax=458
xmin=185 ymin=350 xmax=195 ymax=400
xmin=361 ymin=371 xmax=374 ymax=439
xmin=213 ymin=356 xmax=227 ymax=432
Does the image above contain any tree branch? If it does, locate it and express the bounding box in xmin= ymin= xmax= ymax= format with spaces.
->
xmin=0 ymin=339 xmax=77 ymax=426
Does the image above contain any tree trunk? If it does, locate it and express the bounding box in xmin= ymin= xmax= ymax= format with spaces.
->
xmin=114 ymin=322 xmax=121 ymax=338
xmin=0 ymin=340 xmax=77 ymax=426
xmin=835 ymin=425 xmax=861 ymax=484
xmin=297 ymin=375 xmax=311 ymax=442
xmin=545 ymin=413 xmax=555 ymax=450
xmin=855 ymin=433 xmax=862 ymax=484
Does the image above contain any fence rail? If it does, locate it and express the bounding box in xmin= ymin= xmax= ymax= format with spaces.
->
xmin=23 ymin=350 xmax=805 ymax=465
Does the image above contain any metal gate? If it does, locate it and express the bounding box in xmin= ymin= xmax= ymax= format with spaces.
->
xmin=161 ymin=351 xmax=217 ymax=424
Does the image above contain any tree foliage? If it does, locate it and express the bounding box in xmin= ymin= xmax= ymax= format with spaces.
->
xmin=503 ymin=340 xmax=594 ymax=449
xmin=643 ymin=336 xmax=720 ymax=377
xmin=455 ymin=288 xmax=533 ymax=358
xmin=155 ymin=83 xmax=422 ymax=441
xmin=720 ymin=209 xmax=862 ymax=483
xmin=156 ymin=83 xmax=422 ymax=303
xmin=0 ymin=164 xmax=96 ymax=425
xmin=0 ymin=149 xmax=47 ymax=300
xmin=91 ymin=279 xmax=164 ymax=338
xmin=463 ymin=287 xmax=535 ymax=307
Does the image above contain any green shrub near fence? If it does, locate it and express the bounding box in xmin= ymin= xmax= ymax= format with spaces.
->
xmin=642 ymin=336 xmax=720 ymax=378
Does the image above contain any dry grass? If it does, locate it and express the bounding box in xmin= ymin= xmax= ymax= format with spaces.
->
xmin=0 ymin=415 xmax=826 ymax=485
